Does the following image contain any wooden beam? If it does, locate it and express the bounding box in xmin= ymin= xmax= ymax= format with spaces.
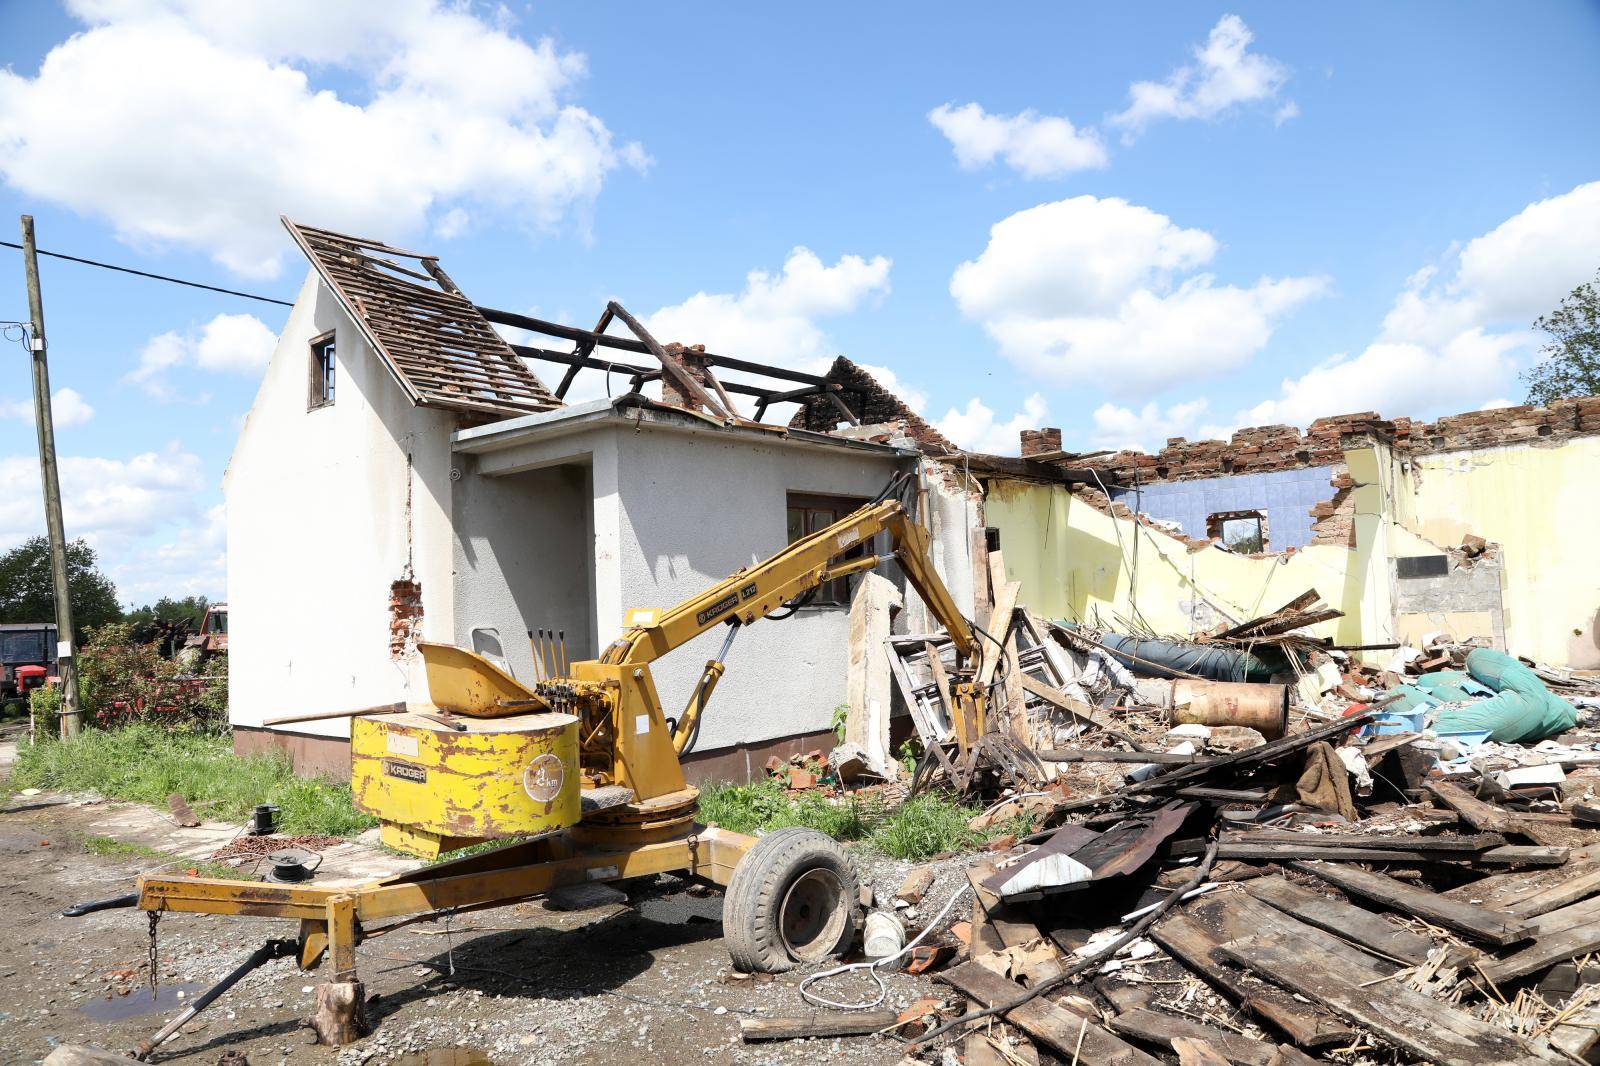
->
xmin=937 ymin=961 xmax=1162 ymax=1065
xmin=739 ymin=1011 xmax=899 ymax=1042
xmin=1292 ymin=861 xmax=1534 ymax=946
xmin=1245 ymin=875 xmax=1440 ymax=966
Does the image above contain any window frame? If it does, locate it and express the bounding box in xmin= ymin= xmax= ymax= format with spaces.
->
xmin=785 ymin=491 xmax=872 ymax=607
xmin=308 ymin=329 xmax=337 ymax=410
xmin=1207 ymin=508 xmax=1269 ymax=554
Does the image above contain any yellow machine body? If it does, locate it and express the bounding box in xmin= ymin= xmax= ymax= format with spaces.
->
xmin=351 ymin=709 xmax=580 ymax=857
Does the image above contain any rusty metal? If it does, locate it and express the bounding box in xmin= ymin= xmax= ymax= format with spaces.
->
xmin=1171 ymin=680 xmax=1290 ymax=739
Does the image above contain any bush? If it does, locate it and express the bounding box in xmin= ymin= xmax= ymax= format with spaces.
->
xmin=13 ymin=723 xmax=375 ymax=836
xmin=77 ymin=622 xmax=226 ymax=730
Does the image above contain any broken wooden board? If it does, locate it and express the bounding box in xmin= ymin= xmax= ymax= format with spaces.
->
xmin=967 ymin=861 xmax=1048 ymax=948
xmin=1426 ymin=779 xmax=1521 ymax=833
xmin=1125 ymin=711 xmax=1375 ymax=795
xmin=1219 ymin=934 xmax=1545 ymax=1065
xmin=1292 ymin=860 xmax=1534 ymax=946
xmin=739 ymin=1011 xmax=899 ymax=1041
xmin=1478 ymin=918 xmax=1600 ymax=984
xmin=1505 ymin=863 xmax=1600 ymax=917
xmin=1245 ymin=874 xmax=1441 ymax=966
xmin=1551 ymin=998 xmax=1600 ymax=1063
xmin=937 ymin=960 xmax=1162 ymax=1065
xmin=1527 ymin=894 xmax=1600 ymax=937
xmin=1186 ymin=886 xmax=1397 ymax=976
xmin=1222 ymin=829 xmax=1506 ymax=853
xmin=1106 ymin=1008 xmax=1279 ymax=1066
xmin=1149 ymin=912 xmax=1357 ymax=1049
xmin=1476 ymin=844 xmax=1569 ymax=866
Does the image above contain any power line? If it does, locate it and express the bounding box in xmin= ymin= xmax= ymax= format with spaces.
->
xmin=0 ymin=239 xmax=293 ymax=307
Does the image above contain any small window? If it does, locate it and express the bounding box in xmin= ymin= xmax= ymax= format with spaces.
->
xmin=785 ymin=492 xmax=869 ymax=606
xmin=308 ymin=331 xmax=336 ymax=409
xmin=1208 ymin=509 xmax=1267 ymax=554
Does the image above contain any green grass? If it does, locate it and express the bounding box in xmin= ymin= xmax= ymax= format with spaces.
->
xmin=13 ymin=723 xmax=376 ymax=837
xmin=82 ymin=836 xmax=242 ymax=879
xmin=698 ymin=776 xmax=990 ymax=861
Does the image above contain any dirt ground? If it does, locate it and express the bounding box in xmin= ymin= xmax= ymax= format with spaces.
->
xmin=0 ymin=794 xmax=952 ymax=1066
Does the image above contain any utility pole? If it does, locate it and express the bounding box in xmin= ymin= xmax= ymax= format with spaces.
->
xmin=19 ymin=215 xmax=81 ymax=738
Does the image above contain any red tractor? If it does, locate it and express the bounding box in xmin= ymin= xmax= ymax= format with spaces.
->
xmin=1 ymin=623 xmax=57 ymax=714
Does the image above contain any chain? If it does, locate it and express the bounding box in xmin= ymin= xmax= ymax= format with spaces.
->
xmin=147 ymin=910 xmax=160 ymax=998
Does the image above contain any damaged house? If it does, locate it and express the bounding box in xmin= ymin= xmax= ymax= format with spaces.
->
xmin=225 ymin=220 xmax=982 ymax=780
xmin=982 ymin=403 xmax=1600 ymax=672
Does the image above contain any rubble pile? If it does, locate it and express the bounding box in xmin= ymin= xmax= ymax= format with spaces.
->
xmin=796 ymin=587 xmax=1600 ymax=1064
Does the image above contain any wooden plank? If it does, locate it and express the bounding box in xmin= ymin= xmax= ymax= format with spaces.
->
xmin=1427 ymin=779 xmax=1519 ymax=833
xmin=938 ymin=961 xmax=1162 ymax=1065
xmin=1171 ymin=1037 xmax=1230 ymax=1066
xmin=1245 ymin=875 xmax=1439 ymax=966
xmin=1506 ymin=863 xmax=1600 ymax=916
xmin=1528 ymin=894 xmax=1600 ymax=937
xmin=1041 ymin=749 xmax=1206 ymax=764
xmin=967 ymin=863 xmax=1042 ymax=949
xmin=1223 ymin=830 xmax=1505 ymax=852
xmin=1125 ymin=712 xmax=1374 ymax=795
xmin=1551 ymin=999 xmax=1600 ymax=1063
xmin=978 ymin=580 xmax=1021 ymax=689
xmin=1020 ymin=674 xmax=1126 ymax=734
xmin=1106 ymin=1008 xmax=1277 ymax=1066
xmin=1479 ymin=919 xmax=1600 ymax=984
xmin=1219 ymin=934 xmax=1544 ymax=1065
xmin=1187 ymin=888 xmax=1396 ymax=976
xmin=1149 ymin=912 xmax=1356 ymax=1049
xmin=739 ymin=1011 xmax=898 ymax=1041
xmin=1293 ymin=861 xmax=1534 ymax=946
xmin=1477 ymin=844 xmax=1569 ymax=866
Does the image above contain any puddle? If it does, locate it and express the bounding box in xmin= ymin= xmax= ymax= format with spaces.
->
xmin=79 ymin=983 xmax=205 ymax=1021
xmin=391 ymin=1051 xmax=497 ymax=1066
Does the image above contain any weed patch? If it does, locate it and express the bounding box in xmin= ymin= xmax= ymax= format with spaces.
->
xmin=698 ymin=778 xmax=989 ymax=862
xmin=13 ymin=724 xmax=375 ymax=836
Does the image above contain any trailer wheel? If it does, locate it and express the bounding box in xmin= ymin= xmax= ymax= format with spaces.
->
xmin=724 ymin=827 xmax=860 ymax=973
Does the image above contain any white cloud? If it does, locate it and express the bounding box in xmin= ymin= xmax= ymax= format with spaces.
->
xmin=927 ymin=102 xmax=1107 ymax=179
xmin=935 ymin=393 xmax=1048 ymax=455
xmin=1111 ymin=15 xmax=1292 ymax=139
xmin=127 ymin=312 xmax=277 ymax=398
xmin=0 ymin=444 xmax=205 ymax=546
xmin=645 ymin=247 xmax=891 ymax=365
xmin=0 ymin=387 xmax=94 ymax=428
xmin=0 ymin=1 xmax=646 ymax=277
xmin=1089 ymin=399 xmax=1213 ymax=453
xmin=114 ymin=502 xmax=226 ymax=604
xmin=1382 ymin=182 xmax=1600 ymax=347
xmin=1231 ymin=181 xmax=1600 ymax=428
xmin=951 ymin=195 xmax=1326 ymax=398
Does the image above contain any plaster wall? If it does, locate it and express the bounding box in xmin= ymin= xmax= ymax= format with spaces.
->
xmin=609 ymin=427 xmax=908 ymax=753
xmin=1408 ymin=438 xmax=1600 ymax=668
xmin=224 ymin=270 xmax=457 ymax=737
xmin=451 ymin=459 xmax=597 ymax=682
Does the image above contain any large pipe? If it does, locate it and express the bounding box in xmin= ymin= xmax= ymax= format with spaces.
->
xmin=1170 ymin=680 xmax=1290 ymax=740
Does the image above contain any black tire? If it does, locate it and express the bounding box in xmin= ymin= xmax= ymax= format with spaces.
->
xmin=723 ymin=827 xmax=861 ymax=973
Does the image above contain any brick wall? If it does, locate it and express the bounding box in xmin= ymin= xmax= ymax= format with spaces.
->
xmin=1025 ymin=395 xmax=1600 ymax=486
xmin=789 ymin=356 xmax=957 ymax=453
xmin=389 ymin=577 xmax=423 ymax=659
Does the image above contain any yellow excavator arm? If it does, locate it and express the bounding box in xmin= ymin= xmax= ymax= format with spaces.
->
xmin=421 ymin=486 xmax=987 ymax=796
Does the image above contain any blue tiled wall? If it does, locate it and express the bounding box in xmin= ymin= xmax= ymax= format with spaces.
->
xmin=1107 ymin=465 xmax=1336 ymax=551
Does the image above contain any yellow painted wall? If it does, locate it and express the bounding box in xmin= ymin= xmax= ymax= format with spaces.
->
xmin=983 ymin=477 xmax=1370 ymax=647
xmin=1409 ymin=438 xmax=1600 ymax=669
xmin=985 ymin=434 xmax=1600 ymax=669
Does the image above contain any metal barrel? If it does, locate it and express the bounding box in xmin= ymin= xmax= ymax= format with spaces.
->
xmin=1170 ymin=681 xmax=1290 ymax=739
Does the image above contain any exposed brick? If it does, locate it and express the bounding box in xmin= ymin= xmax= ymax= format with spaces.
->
xmin=788 ymin=357 xmax=957 ymax=452
xmin=389 ymin=577 xmax=423 ymax=659
xmin=1020 ymin=426 xmax=1062 ymax=457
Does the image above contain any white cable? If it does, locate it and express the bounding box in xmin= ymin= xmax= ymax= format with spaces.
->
xmin=799 ymin=882 xmax=973 ymax=1011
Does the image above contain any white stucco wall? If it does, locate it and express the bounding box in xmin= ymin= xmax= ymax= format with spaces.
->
xmin=608 ymin=426 xmax=907 ymax=752
xmin=451 ymin=457 xmax=597 ymax=679
xmin=224 ymin=270 xmax=457 ymax=737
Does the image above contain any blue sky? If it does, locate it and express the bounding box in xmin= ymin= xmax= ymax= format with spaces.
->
xmin=1 ymin=1 xmax=1598 ymax=605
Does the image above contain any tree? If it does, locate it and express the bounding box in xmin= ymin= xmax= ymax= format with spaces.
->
xmin=0 ymin=537 xmax=122 ymax=637
xmin=125 ymin=595 xmax=209 ymax=631
xmin=1522 ymin=270 xmax=1600 ymax=406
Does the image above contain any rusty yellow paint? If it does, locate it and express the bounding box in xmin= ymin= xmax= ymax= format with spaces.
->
xmin=570 ymin=660 xmax=686 ymax=800
xmin=351 ymin=709 xmax=579 ymax=857
xmin=416 ymin=641 xmax=545 ymax=716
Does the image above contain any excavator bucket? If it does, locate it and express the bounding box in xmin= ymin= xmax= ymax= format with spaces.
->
xmin=417 ymin=641 xmax=545 ymax=717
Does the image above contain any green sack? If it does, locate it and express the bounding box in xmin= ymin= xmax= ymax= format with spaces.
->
xmin=1433 ymin=649 xmax=1578 ymax=743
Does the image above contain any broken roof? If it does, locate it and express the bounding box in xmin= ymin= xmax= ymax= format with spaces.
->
xmin=787 ymin=356 xmax=958 ymax=453
xmin=283 ymin=218 xmax=561 ymax=419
